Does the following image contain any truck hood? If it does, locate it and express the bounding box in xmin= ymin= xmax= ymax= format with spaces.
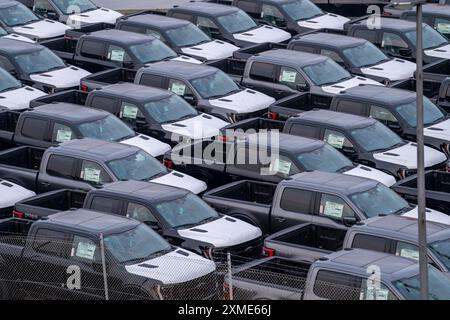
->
xmin=0 ymin=180 xmax=35 ymax=208
xmin=124 ymin=249 xmax=216 ymax=284
xmin=373 ymin=142 xmax=447 ymax=169
xmin=150 ymin=171 xmax=207 ymax=194
xmin=424 ymin=118 xmax=450 ymax=142
xmin=1 ymin=33 xmax=36 ymax=43
xmin=161 ymin=114 xmax=229 ymax=140
xmin=177 ymin=216 xmax=262 ymax=248
xmin=67 ymin=8 xmax=123 ymax=25
xmin=402 ymin=206 xmax=450 ymax=225
xmin=343 ymin=164 xmax=396 ymax=187
xmin=297 ymin=13 xmax=349 ymax=30
xmin=170 ymin=55 xmax=202 ymax=64
xmin=233 ymin=25 xmax=291 ymax=44
xmin=360 ymin=59 xmax=416 ymax=81
xmin=208 ymin=89 xmax=275 ymax=114
xmin=120 ymin=134 xmax=171 ymax=158
xmin=424 ymin=43 xmax=450 ymax=60
xmin=30 ymin=66 xmax=91 ymax=89
xmin=0 ymin=86 xmax=46 ymax=110
xmin=181 ymin=40 xmax=239 ymax=61
xmin=12 ymin=19 xmax=70 ymax=40
xmin=321 ymin=76 xmax=383 ymax=94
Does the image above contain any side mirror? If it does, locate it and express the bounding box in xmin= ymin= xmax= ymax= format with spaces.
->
xmin=296 ymin=83 xmax=309 ymax=91
xmin=388 ymin=122 xmax=401 ymax=131
xmin=399 ymin=48 xmax=412 ymax=57
xmin=46 ymin=11 xmax=59 ymax=20
xmin=123 ymin=61 xmax=134 ymax=69
xmin=184 ymin=95 xmax=197 ymax=105
xmin=342 ymin=216 xmax=357 ymax=227
xmin=147 ymin=221 xmax=160 ymax=231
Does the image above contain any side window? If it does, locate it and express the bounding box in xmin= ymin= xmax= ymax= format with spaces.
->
xmin=290 ymin=44 xmax=316 ymax=53
xmin=170 ymin=12 xmax=194 ymax=22
xmin=51 ymin=123 xmax=74 ymax=143
xmin=90 ymin=96 xmax=117 ymax=114
xmin=395 ymin=241 xmax=419 ymax=261
xmin=336 ymin=100 xmax=366 ymax=116
xmin=168 ymin=79 xmax=193 ymax=97
xmin=236 ymin=0 xmax=259 ymax=15
xmin=434 ymin=17 xmax=450 ymax=38
xmin=319 ymin=193 xmax=356 ymax=221
xmin=21 ymin=117 xmax=49 ymax=141
xmin=126 ymin=202 xmax=158 ymax=225
xmin=197 ymin=16 xmax=220 ymax=37
xmin=80 ymin=160 xmax=112 ymax=185
xmin=146 ymin=29 xmax=164 ymax=41
xmin=323 ymin=129 xmax=354 ymax=151
xmin=264 ymin=154 xmax=300 ymax=178
xmin=33 ymin=229 xmax=70 ymax=257
xmin=381 ymin=32 xmax=408 ymax=54
xmin=70 ymin=235 xmax=100 ymax=263
xmin=90 ymin=196 xmax=121 ymax=214
xmin=280 ymin=188 xmax=315 ymax=213
xmin=46 ymin=155 xmax=77 ymax=179
xmin=119 ymin=101 xmax=143 ymax=126
xmin=107 ymin=45 xmax=131 ymax=64
xmin=261 ymin=4 xmax=285 ymax=27
xmin=352 ymin=29 xmax=377 ymax=43
xmin=139 ymin=74 xmax=166 ymax=88
xmin=351 ymin=234 xmax=391 ymax=253
xmin=118 ymin=24 xmax=144 ymax=34
xmin=313 ymin=270 xmax=362 ymax=300
xmin=0 ymin=56 xmax=16 ymax=74
xmin=34 ymin=0 xmax=56 ymax=16
xmin=80 ymin=41 xmax=106 ymax=60
xmin=249 ymin=62 xmax=276 ymax=82
xmin=369 ymin=105 xmax=398 ymax=126
xmin=277 ymin=66 xmax=306 ymax=89
xmin=320 ymin=49 xmax=345 ymax=64
xmin=287 ymin=124 xmax=320 ymax=139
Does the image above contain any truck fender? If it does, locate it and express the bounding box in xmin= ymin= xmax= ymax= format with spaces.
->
xmin=120 ymin=285 xmax=154 ymax=300
xmin=227 ymin=212 xmax=260 ymax=228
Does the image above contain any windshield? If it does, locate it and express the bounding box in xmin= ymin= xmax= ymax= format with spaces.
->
xmin=282 ymin=0 xmax=323 ymax=21
xmin=78 ymin=115 xmax=134 ymax=142
xmin=405 ymin=25 xmax=448 ymax=50
xmin=296 ymin=144 xmax=353 ymax=173
xmin=104 ymin=224 xmax=171 ymax=263
xmin=190 ymin=70 xmax=239 ymax=99
xmin=0 ymin=26 xmax=7 ymax=36
xmin=0 ymin=3 xmax=39 ymax=27
xmin=429 ymin=238 xmax=450 ymax=271
xmin=155 ymin=194 xmax=219 ymax=228
xmin=52 ymin=0 xmax=97 ymax=15
xmin=144 ymin=95 xmax=197 ymax=124
xmin=166 ymin=23 xmax=210 ymax=47
xmin=107 ymin=150 xmax=166 ymax=181
xmin=14 ymin=48 xmax=65 ymax=75
xmin=129 ymin=39 xmax=177 ymax=63
xmin=350 ymin=183 xmax=409 ymax=218
xmin=396 ymin=97 xmax=446 ymax=127
xmin=302 ymin=59 xmax=351 ymax=86
xmin=0 ymin=67 xmax=21 ymax=92
xmin=217 ymin=10 xmax=257 ymax=34
xmin=350 ymin=122 xmax=403 ymax=153
xmin=394 ymin=266 xmax=450 ymax=300
xmin=342 ymin=42 xmax=389 ymax=68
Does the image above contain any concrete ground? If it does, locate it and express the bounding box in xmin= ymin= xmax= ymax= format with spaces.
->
xmin=91 ymin=0 xmax=193 ymax=11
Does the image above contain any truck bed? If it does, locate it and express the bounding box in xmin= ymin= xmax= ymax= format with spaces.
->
xmin=232 ymin=42 xmax=288 ymax=61
xmin=80 ymin=68 xmax=137 ymax=91
xmin=204 ymin=180 xmax=276 ymax=205
xmin=0 ymin=111 xmax=20 ymax=149
xmin=422 ymin=59 xmax=450 ymax=82
xmin=0 ymin=218 xmax=33 ymax=247
xmin=30 ymin=90 xmax=88 ymax=108
xmin=40 ymin=37 xmax=77 ymax=61
xmin=220 ymin=117 xmax=285 ymax=139
xmin=206 ymin=58 xmax=246 ymax=82
xmin=268 ymin=92 xmax=334 ymax=120
xmin=0 ymin=146 xmax=44 ymax=170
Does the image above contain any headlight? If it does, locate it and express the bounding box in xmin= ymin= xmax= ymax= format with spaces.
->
xmin=227 ymin=113 xmax=237 ymax=123
xmin=201 ymin=246 xmax=215 ymax=260
xmin=442 ymin=143 xmax=450 ymax=157
xmin=398 ymin=168 xmax=417 ymax=179
xmin=43 ymin=86 xmax=56 ymax=94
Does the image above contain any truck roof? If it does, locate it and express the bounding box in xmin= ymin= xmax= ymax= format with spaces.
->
xmin=0 ymin=1 xmax=18 ymax=9
xmin=405 ymin=3 xmax=450 ymax=16
xmin=31 ymin=103 xmax=110 ymax=124
xmin=97 ymin=180 xmax=189 ymax=202
xmin=286 ymin=171 xmax=379 ymax=195
xmin=0 ymin=38 xmax=42 ymax=55
xmin=96 ymin=83 xmax=173 ymax=103
xmin=141 ymin=61 xmax=217 ymax=79
xmin=44 ymin=209 xmax=140 ymax=234
xmin=171 ymin=2 xmax=239 ymax=16
xmin=53 ymin=138 xmax=140 ymax=162
xmin=245 ymin=132 xmax=325 ymax=154
xmin=293 ymin=109 xmax=376 ymax=130
xmin=118 ymin=13 xmax=190 ymax=29
xmin=86 ymin=29 xmax=156 ymax=45
xmin=291 ymin=32 xmax=366 ymax=49
xmin=351 ymin=17 xmax=417 ymax=32
xmin=338 ymin=85 xmax=416 ymax=105
xmin=352 ymin=215 xmax=450 ymax=244
xmin=251 ymin=49 xmax=327 ymax=68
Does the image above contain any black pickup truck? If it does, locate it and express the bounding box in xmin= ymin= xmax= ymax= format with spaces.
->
xmin=0 ymin=209 xmax=218 ymax=300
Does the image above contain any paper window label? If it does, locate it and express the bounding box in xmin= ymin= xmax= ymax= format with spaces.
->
xmin=75 ymin=242 xmax=96 ymax=260
xmin=170 ymin=82 xmax=186 ymax=96
xmin=136 ymin=153 xmax=145 ymax=162
xmin=326 ymin=133 xmax=345 ymax=149
xmin=56 ymin=129 xmax=72 ymax=143
xmin=83 ymin=167 xmax=101 ymax=183
xmin=323 ymin=201 xmax=344 ymax=218
xmin=365 ymin=287 xmax=389 ymax=300
xmin=269 ymin=158 xmax=291 ymax=175
xmin=437 ymin=23 xmax=450 ymax=34
xmin=122 ymin=105 xmax=138 ymax=119
xmin=110 ymin=49 xmax=125 ymax=62
xmin=280 ymin=70 xmax=297 ymax=83
xmin=400 ymin=248 xmax=419 ymax=260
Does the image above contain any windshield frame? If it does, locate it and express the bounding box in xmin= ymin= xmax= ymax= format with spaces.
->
xmin=395 ymin=97 xmax=446 ymax=128
xmin=404 ymin=24 xmax=448 ymax=50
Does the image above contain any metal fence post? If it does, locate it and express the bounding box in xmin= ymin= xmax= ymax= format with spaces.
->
xmin=227 ymin=252 xmax=233 ymax=300
xmin=100 ymin=233 xmax=109 ymax=300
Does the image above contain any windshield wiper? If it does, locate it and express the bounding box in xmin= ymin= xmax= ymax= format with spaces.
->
xmin=337 ymin=165 xmax=355 ymax=173
xmin=176 ymin=222 xmax=199 ymax=229
xmin=392 ymin=206 xmax=412 ymax=215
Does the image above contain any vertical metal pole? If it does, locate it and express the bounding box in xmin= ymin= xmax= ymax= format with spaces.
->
xmin=415 ymin=3 xmax=428 ymax=300
xmin=227 ymin=252 xmax=233 ymax=300
xmin=100 ymin=233 xmax=109 ymax=300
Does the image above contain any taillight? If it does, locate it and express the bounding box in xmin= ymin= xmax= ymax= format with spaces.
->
xmin=163 ymin=159 xmax=173 ymax=169
xmin=218 ymin=135 xmax=227 ymax=143
xmin=262 ymin=247 xmax=275 ymax=257
xmin=80 ymin=84 xmax=88 ymax=92
xmin=382 ymin=11 xmax=392 ymax=16
xmin=267 ymin=111 xmax=278 ymax=120
xmin=63 ymin=35 xmax=73 ymax=40
xmin=13 ymin=210 xmax=24 ymax=219
xmin=223 ymin=282 xmax=235 ymax=300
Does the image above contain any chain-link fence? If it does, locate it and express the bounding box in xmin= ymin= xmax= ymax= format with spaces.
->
xmin=0 ymin=235 xmax=393 ymax=300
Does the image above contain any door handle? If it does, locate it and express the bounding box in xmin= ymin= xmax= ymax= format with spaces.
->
xmin=275 ymin=217 xmax=286 ymax=223
xmin=40 ymin=181 xmax=51 ymax=187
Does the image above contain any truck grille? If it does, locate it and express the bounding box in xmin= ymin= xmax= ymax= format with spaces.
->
xmin=160 ymin=272 xmax=218 ymax=300
xmin=212 ymin=237 xmax=263 ymax=264
xmin=234 ymin=109 xmax=267 ymax=122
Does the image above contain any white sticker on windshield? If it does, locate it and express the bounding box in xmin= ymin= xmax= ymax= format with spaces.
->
xmin=122 ymin=105 xmax=138 ymax=119
xmin=110 ymin=49 xmax=125 ymax=62
xmin=323 ymin=201 xmax=344 ymax=218
xmin=135 ymin=153 xmax=145 ymax=162
xmin=280 ymin=70 xmax=297 ymax=83
xmin=437 ymin=23 xmax=450 ymax=34
xmin=269 ymin=158 xmax=291 ymax=175
xmin=170 ymin=82 xmax=186 ymax=96
xmin=56 ymin=129 xmax=72 ymax=143
xmin=75 ymin=241 xmax=96 ymax=260
xmin=83 ymin=167 xmax=101 ymax=183
xmin=326 ymin=133 xmax=345 ymax=149
xmin=365 ymin=287 xmax=389 ymax=300
xmin=400 ymin=248 xmax=419 ymax=260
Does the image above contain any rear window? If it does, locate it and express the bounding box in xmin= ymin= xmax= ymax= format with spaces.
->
xmin=314 ymin=270 xmax=362 ymax=300
xmin=46 ymin=155 xmax=77 ymax=179
xmin=249 ymin=62 xmax=275 ymax=82
xmin=80 ymin=40 xmax=106 ymax=59
xmin=287 ymin=124 xmax=319 ymax=139
xmin=352 ymin=29 xmax=377 ymax=43
xmin=21 ymin=117 xmax=49 ymax=140
xmin=280 ymin=188 xmax=314 ymax=213
xmin=139 ymin=74 xmax=166 ymax=88
xmin=351 ymin=233 xmax=391 ymax=253
xmin=336 ymin=100 xmax=365 ymax=116
xmin=170 ymin=12 xmax=194 ymax=22
xmin=90 ymin=96 xmax=117 ymax=114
